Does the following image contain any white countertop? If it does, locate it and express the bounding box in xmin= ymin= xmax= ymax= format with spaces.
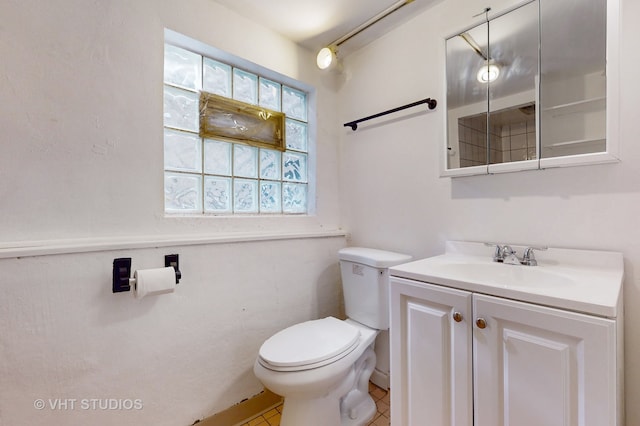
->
xmin=389 ymin=241 xmax=624 ymax=318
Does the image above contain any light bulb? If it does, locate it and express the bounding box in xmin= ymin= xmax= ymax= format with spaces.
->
xmin=316 ymin=47 xmax=336 ymax=70
xmin=477 ymin=65 xmax=499 ymax=83
xmin=477 ymin=63 xmax=500 ymax=83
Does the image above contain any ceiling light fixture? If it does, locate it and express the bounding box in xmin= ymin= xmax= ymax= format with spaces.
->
xmin=316 ymin=46 xmax=338 ymax=70
xmin=459 ymin=8 xmax=503 ymax=84
xmin=477 ymin=62 xmax=501 ymax=83
xmin=316 ymin=0 xmax=415 ymax=70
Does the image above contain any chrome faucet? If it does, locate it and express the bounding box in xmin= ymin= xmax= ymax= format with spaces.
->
xmin=501 ymin=245 xmax=521 ymax=265
xmin=521 ymin=246 xmax=547 ymax=266
xmin=485 ymin=243 xmax=547 ymax=266
xmin=485 ymin=243 xmax=504 ymax=262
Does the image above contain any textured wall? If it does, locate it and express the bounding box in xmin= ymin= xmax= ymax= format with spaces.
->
xmin=0 ymin=0 xmax=343 ymax=242
xmin=0 ymin=237 xmax=346 ymax=425
xmin=0 ymin=0 xmax=346 ymax=424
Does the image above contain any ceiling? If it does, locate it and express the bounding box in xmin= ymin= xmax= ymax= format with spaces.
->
xmin=212 ymin=0 xmax=443 ymax=56
xmin=212 ymin=0 xmax=605 ymax=110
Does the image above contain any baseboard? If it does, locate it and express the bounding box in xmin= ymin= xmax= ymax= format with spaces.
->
xmin=370 ymin=368 xmax=389 ymax=390
xmin=195 ymin=389 xmax=283 ymax=426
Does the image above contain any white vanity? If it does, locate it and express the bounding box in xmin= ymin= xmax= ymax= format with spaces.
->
xmin=389 ymin=241 xmax=624 ymax=426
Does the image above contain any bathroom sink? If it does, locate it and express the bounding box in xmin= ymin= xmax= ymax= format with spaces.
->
xmin=389 ymin=241 xmax=624 ymax=318
xmin=426 ymin=261 xmax=575 ymax=288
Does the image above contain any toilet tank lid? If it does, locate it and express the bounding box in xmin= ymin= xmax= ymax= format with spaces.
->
xmin=338 ymin=247 xmax=412 ymax=268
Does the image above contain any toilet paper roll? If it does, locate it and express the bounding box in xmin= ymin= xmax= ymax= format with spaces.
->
xmin=134 ymin=267 xmax=176 ymax=299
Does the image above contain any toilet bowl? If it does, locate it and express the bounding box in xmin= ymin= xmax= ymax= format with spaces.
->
xmin=253 ymin=247 xmax=412 ymax=426
xmin=254 ymin=318 xmax=378 ymax=426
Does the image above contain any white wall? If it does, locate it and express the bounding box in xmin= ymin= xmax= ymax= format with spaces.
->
xmin=0 ymin=0 xmax=345 ymax=241
xmin=0 ymin=0 xmax=346 ymax=424
xmin=0 ymin=238 xmax=346 ymax=425
xmin=338 ymin=0 xmax=640 ymax=423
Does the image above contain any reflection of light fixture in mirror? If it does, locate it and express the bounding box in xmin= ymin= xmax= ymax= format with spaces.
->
xmin=477 ymin=62 xmax=500 ymax=83
xmin=316 ymin=0 xmax=415 ymax=70
xmin=316 ymin=46 xmax=338 ymax=70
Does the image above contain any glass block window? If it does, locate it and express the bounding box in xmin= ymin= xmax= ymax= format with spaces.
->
xmin=163 ymin=42 xmax=310 ymax=215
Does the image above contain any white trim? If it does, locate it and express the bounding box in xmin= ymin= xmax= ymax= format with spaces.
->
xmin=0 ymin=230 xmax=348 ymax=259
xmin=442 ymin=0 xmax=536 ymax=40
xmin=605 ymin=0 xmax=621 ymax=161
xmin=539 ymin=152 xmax=619 ymax=169
xmin=488 ymin=159 xmax=538 ymax=174
xmin=440 ymin=164 xmax=487 ymax=177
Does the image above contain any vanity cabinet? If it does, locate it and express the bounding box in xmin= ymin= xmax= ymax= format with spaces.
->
xmin=389 ymin=276 xmax=618 ymax=426
xmin=389 ymin=278 xmax=473 ymax=426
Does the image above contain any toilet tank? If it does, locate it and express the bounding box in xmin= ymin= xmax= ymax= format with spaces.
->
xmin=338 ymin=247 xmax=412 ymax=330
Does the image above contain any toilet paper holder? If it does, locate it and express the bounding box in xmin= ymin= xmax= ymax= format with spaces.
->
xmin=112 ymin=254 xmax=181 ymax=293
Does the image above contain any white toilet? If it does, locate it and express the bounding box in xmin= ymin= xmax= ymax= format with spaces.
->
xmin=254 ymin=247 xmax=412 ymax=426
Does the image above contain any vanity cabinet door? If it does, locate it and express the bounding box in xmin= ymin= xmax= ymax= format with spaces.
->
xmin=472 ymin=294 xmax=617 ymax=426
xmin=390 ymin=277 xmax=473 ymax=426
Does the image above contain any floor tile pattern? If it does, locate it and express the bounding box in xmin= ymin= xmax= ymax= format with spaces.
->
xmin=239 ymin=382 xmax=390 ymax=426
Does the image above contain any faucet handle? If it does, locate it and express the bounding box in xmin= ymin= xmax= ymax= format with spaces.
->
xmin=484 ymin=242 xmax=504 ymax=262
xmin=522 ymin=246 xmax=547 ymax=266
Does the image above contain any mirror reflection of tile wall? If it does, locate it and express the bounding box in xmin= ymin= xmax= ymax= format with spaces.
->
xmin=500 ymin=119 xmax=536 ymax=163
xmin=457 ymin=115 xmax=489 ymax=168
xmin=457 ymin=104 xmax=537 ymax=167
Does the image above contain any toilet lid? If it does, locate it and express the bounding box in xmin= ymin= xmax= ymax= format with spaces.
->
xmin=259 ymin=317 xmax=361 ymax=368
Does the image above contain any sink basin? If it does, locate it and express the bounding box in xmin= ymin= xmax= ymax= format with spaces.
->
xmin=428 ymin=262 xmax=575 ymax=288
xmin=389 ymin=241 xmax=624 ymax=318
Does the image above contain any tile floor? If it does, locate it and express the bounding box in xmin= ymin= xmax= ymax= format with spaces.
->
xmin=239 ymin=382 xmax=390 ymax=426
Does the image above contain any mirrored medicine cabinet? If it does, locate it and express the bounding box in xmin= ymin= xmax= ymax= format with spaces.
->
xmin=442 ymin=0 xmax=619 ymax=177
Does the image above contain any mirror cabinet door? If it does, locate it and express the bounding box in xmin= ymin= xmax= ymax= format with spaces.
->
xmin=444 ymin=1 xmax=539 ymax=176
xmin=443 ymin=0 xmax=615 ymax=176
xmin=539 ymin=0 xmax=608 ymax=164
xmin=487 ymin=1 xmax=539 ymax=173
xmin=445 ymin=22 xmax=489 ymax=175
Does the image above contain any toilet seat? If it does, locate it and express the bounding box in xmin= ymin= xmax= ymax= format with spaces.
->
xmin=258 ymin=317 xmax=361 ymax=372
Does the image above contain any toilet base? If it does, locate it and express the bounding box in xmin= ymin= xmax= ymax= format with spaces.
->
xmin=339 ymin=346 xmax=377 ymax=426
xmin=278 ymin=346 xmax=377 ymax=426
xmin=280 ymin=394 xmax=342 ymax=426
xmin=341 ymin=395 xmax=376 ymax=426
xmin=279 ymin=392 xmax=376 ymax=426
